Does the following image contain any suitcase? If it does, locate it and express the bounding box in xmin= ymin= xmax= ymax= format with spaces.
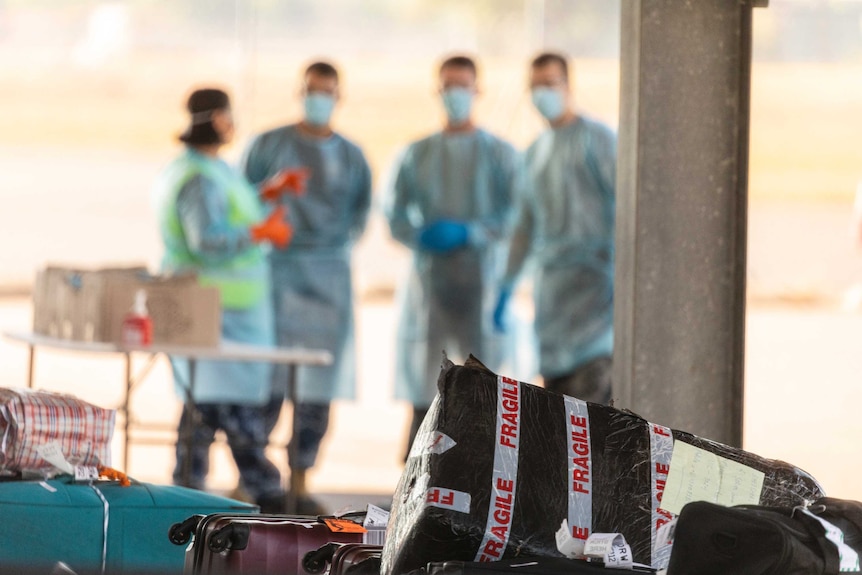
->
xmin=332 ymin=544 xmax=383 ymax=575
xmin=665 ymin=498 xmax=862 ymax=574
xmin=407 ymin=557 xmax=656 ymax=575
xmin=179 ymin=513 xmax=366 ymax=574
xmin=0 ymin=477 xmax=256 ymax=574
xmin=302 ymin=543 xmax=383 ymax=575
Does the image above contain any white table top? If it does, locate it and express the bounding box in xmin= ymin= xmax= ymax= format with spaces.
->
xmin=3 ymin=330 xmax=333 ymax=366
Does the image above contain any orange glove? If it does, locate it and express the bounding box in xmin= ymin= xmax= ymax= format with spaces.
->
xmin=260 ymin=167 xmax=310 ymax=202
xmin=98 ymin=465 xmax=131 ymax=487
xmin=250 ymin=206 xmax=293 ymax=249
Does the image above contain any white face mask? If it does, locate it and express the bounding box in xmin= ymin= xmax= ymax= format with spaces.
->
xmin=531 ymin=87 xmax=566 ymax=122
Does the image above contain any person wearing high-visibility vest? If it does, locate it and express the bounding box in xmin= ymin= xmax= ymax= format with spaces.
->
xmin=152 ymin=88 xmax=292 ymax=513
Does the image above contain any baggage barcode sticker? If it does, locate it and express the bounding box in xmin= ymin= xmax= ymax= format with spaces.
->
xmin=425 ymin=487 xmax=471 ymax=514
xmin=564 ymin=395 xmax=592 ymax=555
xmin=799 ymin=508 xmax=861 ymax=572
xmin=363 ymin=503 xmax=390 ymax=546
xmin=649 ymin=423 xmax=675 ymax=569
xmin=363 ymin=528 xmax=387 ymax=546
xmin=475 ymin=376 xmax=521 ymax=562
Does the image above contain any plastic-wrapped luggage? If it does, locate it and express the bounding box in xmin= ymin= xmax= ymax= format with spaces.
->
xmin=0 ymin=477 xmax=256 ymax=574
xmin=178 ymin=513 xmax=367 ymax=574
xmin=381 ymin=357 xmax=825 ymax=575
xmin=0 ymin=387 xmax=115 ymax=476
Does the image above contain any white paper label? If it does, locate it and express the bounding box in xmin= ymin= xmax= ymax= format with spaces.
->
xmin=363 ymin=503 xmax=390 ymax=528
xmin=660 ymin=441 xmax=765 ymax=515
xmin=583 ymin=532 xmax=634 ymax=569
xmin=556 ymin=519 xmax=584 ymax=559
xmin=475 ymin=376 xmax=521 ymax=563
xmin=36 ymin=441 xmax=74 ymax=474
xmin=74 ymin=466 xmax=100 ymax=481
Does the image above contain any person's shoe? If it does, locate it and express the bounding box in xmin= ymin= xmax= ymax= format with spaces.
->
xmin=256 ymin=493 xmax=286 ymax=514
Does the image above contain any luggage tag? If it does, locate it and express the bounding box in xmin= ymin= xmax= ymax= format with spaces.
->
xmin=556 ymin=522 xmax=655 ymax=572
xmin=36 ymin=441 xmax=74 ymax=475
xmin=583 ymin=533 xmax=634 ymax=569
xmin=324 ymin=518 xmax=367 ymax=534
xmin=35 ymin=442 xmax=114 ymax=483
xmin=556 ymin=519 xmax=587 ymax=558
xmin=363 ymin=503 xmax=389 ymax=545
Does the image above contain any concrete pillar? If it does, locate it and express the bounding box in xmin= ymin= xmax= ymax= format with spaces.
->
xmin=614 ymin=0 xmax=766 ymax=446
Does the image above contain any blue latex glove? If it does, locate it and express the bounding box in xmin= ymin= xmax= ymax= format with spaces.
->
xmin=417 ymin=219 xmax=470 ymax=254
xmin=493 ymin=285 xmax=513 ymax=333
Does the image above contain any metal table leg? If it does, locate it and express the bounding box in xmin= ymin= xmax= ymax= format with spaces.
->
xmin=285 ymin=364 xmax=298 ymax=514
xmin=119 ymin=352 xmax=159 ymax=473
xmin=26 ymin=345 xmax=34 ymax=389
xmin=123 ymin=352 xmax=131 ymax=472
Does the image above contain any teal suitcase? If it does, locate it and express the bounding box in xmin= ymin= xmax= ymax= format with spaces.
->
xmin=0 ymin=477 xmax=257 ymax=574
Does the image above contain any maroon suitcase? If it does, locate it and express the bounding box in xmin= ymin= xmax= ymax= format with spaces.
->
xmin=331 ymin=544 xmax=382 ymax=575
xmin=178 ymin=513 xmax=366 ymax=574
xmin=302 ymin=543 xmax=383 ymax=575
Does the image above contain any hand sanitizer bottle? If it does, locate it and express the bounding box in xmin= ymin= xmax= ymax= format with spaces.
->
xmin=121 ymin=289 xmax=153 ymax=346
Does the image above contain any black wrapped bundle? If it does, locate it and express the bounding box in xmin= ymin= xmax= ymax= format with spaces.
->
xmin=381 ymin=357 xmax=825 ymax=575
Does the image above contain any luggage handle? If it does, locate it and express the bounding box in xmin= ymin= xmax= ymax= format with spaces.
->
xmin=302 ymin=542 xmax=343 ymax=574
xmin=208 ymin=523 xmax=251 ymax=553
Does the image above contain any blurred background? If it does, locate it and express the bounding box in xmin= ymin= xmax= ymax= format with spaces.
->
xmin=1 ymin=0 xmax=862 ymax=503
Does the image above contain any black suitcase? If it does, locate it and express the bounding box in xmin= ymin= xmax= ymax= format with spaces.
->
xmin=666 ymin=498 xmax=862 ymax=574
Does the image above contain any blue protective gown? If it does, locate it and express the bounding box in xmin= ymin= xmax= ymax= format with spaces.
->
xmin=385 ymin=129 xmax=523 ymax=407
xmin=152 ymin=149 xmax=274 ymax=405
xmin=241 ymin=124 xmax=371 ymax=403
xmin=504 ymin=116 xmax=617 ymax=379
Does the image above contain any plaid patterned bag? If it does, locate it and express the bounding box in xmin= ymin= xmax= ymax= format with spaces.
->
xmin=0 ymin=388 xmax=115 ymax=475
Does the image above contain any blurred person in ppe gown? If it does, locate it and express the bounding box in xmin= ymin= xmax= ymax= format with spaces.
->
xmin=152 ymin=88 xmax=293 ymax=512
xmin=494 ymin=53 xmax=617 ymax=403
xmin=241 ymin=62 xmax=372 ymax=513
xmin=384 ymin=55 xmax=524 ymax=456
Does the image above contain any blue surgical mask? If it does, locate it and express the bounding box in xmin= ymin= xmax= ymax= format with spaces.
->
xmin=442 ymin=88 xmax=473 ymax=124
xmin=531 ymin=87 xmax=566 ymax=122
xmin=303 ymin=93 xmax=335 ymax=126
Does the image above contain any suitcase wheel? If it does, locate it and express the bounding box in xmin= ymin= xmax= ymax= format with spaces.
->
xmin=168 ymin=514 xmax=204 ymax=546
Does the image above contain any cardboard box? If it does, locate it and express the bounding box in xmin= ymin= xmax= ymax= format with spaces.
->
xmin=33 ymin=266 xmax=221 ymax=347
